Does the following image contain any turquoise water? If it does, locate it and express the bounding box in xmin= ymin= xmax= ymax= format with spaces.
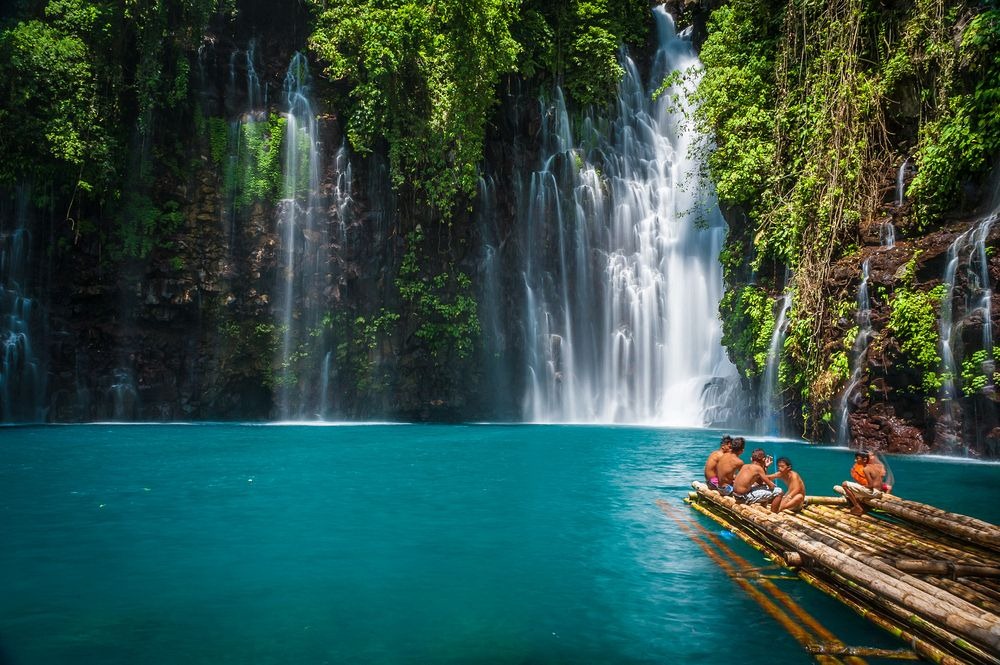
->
xmin=2 ymin=425 xmax=999 ymax=664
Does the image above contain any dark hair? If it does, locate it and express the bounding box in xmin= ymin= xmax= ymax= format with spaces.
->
xmin=751 ymin=448 xmax=767 ymax=462
xmin=856 ymin=450 xmax=870 ymax=460
xmin=777 ymin=457 xmax=791 ymax=468
xmin=730 ymin=438 xmax=746 ymax=453
xmin=722 ymin=435 xmax=733 ymax=444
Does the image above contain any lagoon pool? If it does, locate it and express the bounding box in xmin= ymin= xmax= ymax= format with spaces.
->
xmin=2 ymin=424 xmax=998 ymax=664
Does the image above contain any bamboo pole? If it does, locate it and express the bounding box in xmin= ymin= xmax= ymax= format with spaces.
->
xmin=805 ymin=560 xmax=1000 ymax=665
xmin=689 ymin=485 xmax=1000 ymax=664
xmin=687 ymin=498 xmax=788 ymax=561
xmin=892 ymin=559 xmax=1000 ymax=578
xmin=765 ymin=516 xmax=1000 ymax=653
xmin=796 ymin=566 xmax=987 ymax=665
xmin=781 ymin=516 xmax=997 ymax=623
xmin=795 ymin=511 xmax=893 ymax=557
xmin=670 ymin=500 xmax=867 ymax=665
xmin=875 ymin=492 xmax=1000 ymax=533
xmin=805 ymin=496 xmax=850 ymax=506
xmin=809 ymin=505 xmax=989 ymax=563
xmin=836 ymin=485 xmax=1000 ymax=553
xmin=660 ymin=500 xmax=847 ymax=664
xmin=933 ymin=577 xmax=1000 ymax=614
xmin=961 ymin=578 xmax=1000 ymax=604
xmin=804 ymin=644 xmax=920 ymax=659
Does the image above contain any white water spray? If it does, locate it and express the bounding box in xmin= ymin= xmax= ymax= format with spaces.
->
xmin=757 ymin=293 xmax=792 ymax=435
xmin=519 ymin=7 xmax=737 ymax=425
xmin=836 ymin=259 xmax=874 ymax=446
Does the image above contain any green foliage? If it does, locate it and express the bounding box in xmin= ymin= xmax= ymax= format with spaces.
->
xmin=889 ymin=283 xmax=946 ymax=374
xmin=517 ymin=0 xmax=647 ymax=104
xmin=110 ymin=196 xmax=184 ymax=260
xmin=309 ymin=0 xmax=520 ymax=215
xmin=308 ymin=0 xmax=649 ymax=215
xmin=207 ymin=117 xmax=229 ymax=165
xmin=719 ymin=285 xmax=777 ymax=379
xmin=328 ymin=310 xmax=400 ymax=396
xmin=699 ymin=0 xmax=1000 ymax=436
xmin=0 ymin=0 xmax=225 ymax=251
xmin=397 ymin=229 xmax=481 ymax=360
xmin=218 ymin=320 xmax=280 ymax=388
xmin=240 ymin=114 xmax=285 ymax=208
xmin=687 ymin=1 xmax=779 ymax=208
xmin=830 ymin=350 xmax=850 ymax=384
xmin=0 ymin=12 xmax=111 ymax=195
xmin=909 ymin=8 xmax=1000 ymax=225
xmin=960 ymin=349 xmax=998 ymax=395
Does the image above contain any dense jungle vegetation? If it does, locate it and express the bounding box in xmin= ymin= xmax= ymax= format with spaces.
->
xmin=2 ymin=0 xmax=998 ymax=436
xmin=691 ymin=0 xmax=1000 ymax=437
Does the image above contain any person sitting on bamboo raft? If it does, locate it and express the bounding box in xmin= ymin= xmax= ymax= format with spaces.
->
xmin=770 ymin=457 xmax=805 ymax=513
xmin=732 ymin=448 xmax=783 ymax=505
xmin=715 ymin=436 xmax=746 ymax=496
xmin=704 ymin=435 xmax=733 ymax=490
xmin=842 ymin=450 xmax=891 ymax=515
xmin=865 ymin=452 xmax=891 ymax=493
xmin=850 ymin=451 xmax=868 ymax=485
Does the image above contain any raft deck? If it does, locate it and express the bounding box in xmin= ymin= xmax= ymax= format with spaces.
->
xmin=685 ymin=482 xmax=1000 ymax=665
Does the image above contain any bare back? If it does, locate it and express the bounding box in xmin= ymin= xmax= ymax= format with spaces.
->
xmin=704 ymin=450 xmax=724 ymax=481
xmin=865 ymin=461 xmax=886 ymax=489
xmin=716 ymin=453 xmax=744 ymax=486
xmin=733 ymin=462 xmax=769 ymax=494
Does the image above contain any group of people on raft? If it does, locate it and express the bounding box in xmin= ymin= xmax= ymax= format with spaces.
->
xmin=703 ymin=435 xmax=890 ymax=515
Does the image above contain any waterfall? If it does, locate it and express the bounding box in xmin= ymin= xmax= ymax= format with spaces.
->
xmin=108 ymin=368 xmax=138 ymax=421
xmin=896 ymin=158 xmax=910 ymax=207
xmin=939 ymin=206 xmax=998 ymax=417
xmin=333 ymin=140 xmax=353 ymax=247
xmin=0 ymin=190 xmax=46 ymax=422
xmin=275 ymin=53 xmax=328 ymax=420
xmin=518 ymin=7 xmax=737 ymax=425
xmin=881 ymin=223 xmax=895 ymax=248
xmin=836 ymin=260 xmax=874 ymax=446
xmin=475 ymin=175 xmax=516 ymax=415
xmin=222 ymin=41 xmax=267 ymax=246
xmin=757 ymin=293 xmax=792 ymax=435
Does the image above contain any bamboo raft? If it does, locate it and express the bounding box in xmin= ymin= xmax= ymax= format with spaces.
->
xmin=684 ymin=481 xmax=1000 ymax=665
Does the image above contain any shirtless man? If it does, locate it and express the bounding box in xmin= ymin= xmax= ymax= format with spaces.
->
xmin=715 ymin=437 xmax=746 ymax=496
xmin=865 ymin=452 xmax=889 ymax=492
xmin=704 ymin=435 xmax=733 ymax=490
xmin=843 ymin=450 xmax=889 ymax=515
xmin=733 ymin=448 xmax=783 ymax=505
xmin=770 ymin=457 xmax=805 ymax=513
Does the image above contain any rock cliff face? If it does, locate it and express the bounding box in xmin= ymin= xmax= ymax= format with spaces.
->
xmin=35 ymin=8 xmax=497 ymax=423
xmin=824 ymin=209 xmax=1000 ymax=458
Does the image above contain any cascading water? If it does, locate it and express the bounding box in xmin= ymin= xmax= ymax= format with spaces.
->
xmin=476 ymin=175 xmax=517 ymax=415
xmin=896 ymin=158 xmax=910 ymax=207
xmin=222 ymin=41 xmax=267 ymax=245
xmin=0 ymin=190 xmax=46 ymax=423
xmin=836 ymin=260 xmax=874 ymax=446
xmin=275 ymin=53 xmax=328 ymax=420
xmin=518 ymin=7 xmax=737 ymax=425
xmin=757 ymin=293 xmax=792 ymax=435
xmin=938 ymin=203 xmax=998 ymax=425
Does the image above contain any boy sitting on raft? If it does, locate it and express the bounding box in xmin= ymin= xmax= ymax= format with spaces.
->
xmin=715 ymin=436 xmax=746 ymax=496
xmin=704 ymin=435 xmax=732 ymax=490
xmin=732 ymin=448 xmax=783 ymax=505
xmin=769 ymin=457 xmax=805 ymax=513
